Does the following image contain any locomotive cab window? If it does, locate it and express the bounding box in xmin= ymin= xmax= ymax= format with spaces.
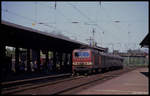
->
xmin=74 ymin=52 xmax=89 ymax=58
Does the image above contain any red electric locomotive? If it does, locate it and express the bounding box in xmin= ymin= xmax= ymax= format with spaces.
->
xmin=72 ymin=48 xmax=123 ymax=75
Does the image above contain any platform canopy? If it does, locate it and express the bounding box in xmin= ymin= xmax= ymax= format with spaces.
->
xmin=1 ymin=20 xmax=107 ymax=53
xmin=140 ymin=33 xmax=149 ymax=48
xmin=1 ymin=20 xmax=85 ymax=52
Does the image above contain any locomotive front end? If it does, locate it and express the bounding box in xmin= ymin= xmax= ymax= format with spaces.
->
xmin=72 ymin=49 xmax=92 ymax=75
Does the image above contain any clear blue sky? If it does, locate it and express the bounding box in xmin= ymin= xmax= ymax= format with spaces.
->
xmin=1 ymin=1 xmax=149 ymax=52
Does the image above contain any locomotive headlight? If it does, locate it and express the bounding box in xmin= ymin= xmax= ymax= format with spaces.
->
xmin=84 ymin=62 xmax=89 ymax=65
xmin=73 ymin=62 xmax=77 ymax=65
xmin=73 ymin=62 xmax=92 ymax=65
xmin=87 ymin=62 xmax=92 ymax=65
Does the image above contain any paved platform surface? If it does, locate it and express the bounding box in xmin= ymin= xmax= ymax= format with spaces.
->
xmin=77 ymin=67 xmax=149 ymax=95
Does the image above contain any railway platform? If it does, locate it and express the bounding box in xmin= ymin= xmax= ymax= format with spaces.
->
xmin=77 ymin=67 xmax=149 ymax=95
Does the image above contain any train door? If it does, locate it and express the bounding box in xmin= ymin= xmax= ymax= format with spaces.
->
xmin=101 ymin=55 xmax=105 ymax=69
xmin=99 ymin=55 xmax=102 ymax=68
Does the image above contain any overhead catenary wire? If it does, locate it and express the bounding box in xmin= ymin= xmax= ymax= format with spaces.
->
xmin=35 ymin=2 xmax=37 ymax=24
xmin=2 ymin=9 xmax=37 ymax=22
xmin=99 ymin=3 xmax=121 ymax=40
xmin=67 ymin=2 xmax=105 ymax=42
xmin=68 ymin=3 xmax=94 ymax=23
xmin=35 ymin=2 xmax=55 ymax=22
xmin=74 ymin=3 xmax=106 ymax=46
xmin=2 ymin=8 xmax=58 ymax=30
xmin=99 ymin=2 xmax=145 ymax=48
xmin=39 ymin=3 xmax=75 ymax=37
xmin=99 ymin=1 xmax=101 ymax=8
xmin=2 ymin=3 xmax=51 ymax=29
xmin=68 ymin=2 xmax=104 ymax=32
xmin=3 ymin=2 xmax=104 ymax=42
xmin=36 ymin=2 xmax=79 ymax=35
xmin=98 ymin=2 xmax=130 ymax=50
xmin=54 ymin=3 xmax=91 ymax=41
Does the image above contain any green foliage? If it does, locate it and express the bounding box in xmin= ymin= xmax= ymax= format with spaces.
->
xmin=123 ymin=56 xmax=149 ymax=67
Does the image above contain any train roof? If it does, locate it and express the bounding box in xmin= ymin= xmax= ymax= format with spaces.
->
xmin=73 ymin=48 xmax=123 ymax=59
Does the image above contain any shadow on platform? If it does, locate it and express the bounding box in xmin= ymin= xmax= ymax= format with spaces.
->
xmin=140 ymin=72 xmax=149 ymax=78
xmin=2 ymin=71 xmax=69 ymax=83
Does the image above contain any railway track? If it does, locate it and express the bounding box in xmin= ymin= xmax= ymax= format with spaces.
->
xmin=55 ymin=67 xmax=137 ymax=95
xmin=2 ymin=67 xmax=137 ymax=95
